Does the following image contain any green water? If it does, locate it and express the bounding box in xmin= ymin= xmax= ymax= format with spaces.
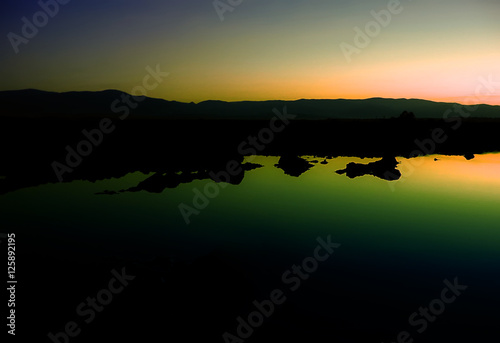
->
xmin=4 ymin=155 xmax=499 ymax=258
xmin=1 ymin=154 xmax=499 ymax=340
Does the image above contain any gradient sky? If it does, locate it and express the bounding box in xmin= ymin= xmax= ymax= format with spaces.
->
xmin=1 ymin=0 xmax=499 ymax=104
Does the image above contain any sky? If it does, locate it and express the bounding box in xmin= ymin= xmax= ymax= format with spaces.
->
xmin=1 ymin=0 xmax=499 ymax=104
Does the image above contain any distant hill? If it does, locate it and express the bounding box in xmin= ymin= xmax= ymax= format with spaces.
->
xmin=1 ymin=89 xmax=499 ymax=119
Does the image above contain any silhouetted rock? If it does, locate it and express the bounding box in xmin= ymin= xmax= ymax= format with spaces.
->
xmin=98 ymin=162 xmax=264 ymax=195
xmin=336 ymin=156 xmax=401 ymax=181
xmin=321 ymin=159 xmax=328 ymax=165
xmin=275 ymin=156 xmax=314 ymax=177
xmin=464 ymin=153 xmax=475 ymax=160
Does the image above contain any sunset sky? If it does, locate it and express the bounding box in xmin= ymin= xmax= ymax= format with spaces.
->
xmin=1 ymin=0 xmax=499 ymax=104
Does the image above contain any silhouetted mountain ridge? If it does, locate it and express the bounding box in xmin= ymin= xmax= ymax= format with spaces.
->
xmin=1 ymin=89 xmax=499 ymax=119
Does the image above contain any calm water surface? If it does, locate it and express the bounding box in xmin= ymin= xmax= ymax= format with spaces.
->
xmin=2 ymin=154 xmax=499 ymax=340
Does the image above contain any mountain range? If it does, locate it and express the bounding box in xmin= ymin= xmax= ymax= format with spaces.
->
xmin=1 ymin=89 xmax=499 ymax=119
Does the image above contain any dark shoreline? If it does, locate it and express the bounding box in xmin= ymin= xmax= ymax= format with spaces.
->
xmin=0 ymin=117 xmax=499 ymax=193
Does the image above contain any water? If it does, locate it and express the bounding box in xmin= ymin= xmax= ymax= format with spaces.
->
xmin=2 ymin=154 xmax=499 ymax=341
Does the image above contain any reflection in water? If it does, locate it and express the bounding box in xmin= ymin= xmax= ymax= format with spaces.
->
xmin=98 ymin=162 xmax=263 ymax=195
xmin=335 ymin=156 xmax=401 ymax=181
xmin=2 ymin=154 xmax=500 ymax=342
xmin=1 ymin=152 xmax=500 ymax=195
xmin=275 ymin=155 xmax=314 ymax=177
xmin=399 ymin=153 xmax=500 ymax=189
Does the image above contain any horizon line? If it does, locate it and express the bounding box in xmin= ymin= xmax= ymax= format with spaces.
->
xmin=2 ymin=88 xmax=499 ymax=107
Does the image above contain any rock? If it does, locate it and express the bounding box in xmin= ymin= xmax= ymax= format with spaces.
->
xmin=336 ymin=156 xmax=401 ymax=181
xmin=275 ymin=155 xmax=314 ymax=177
